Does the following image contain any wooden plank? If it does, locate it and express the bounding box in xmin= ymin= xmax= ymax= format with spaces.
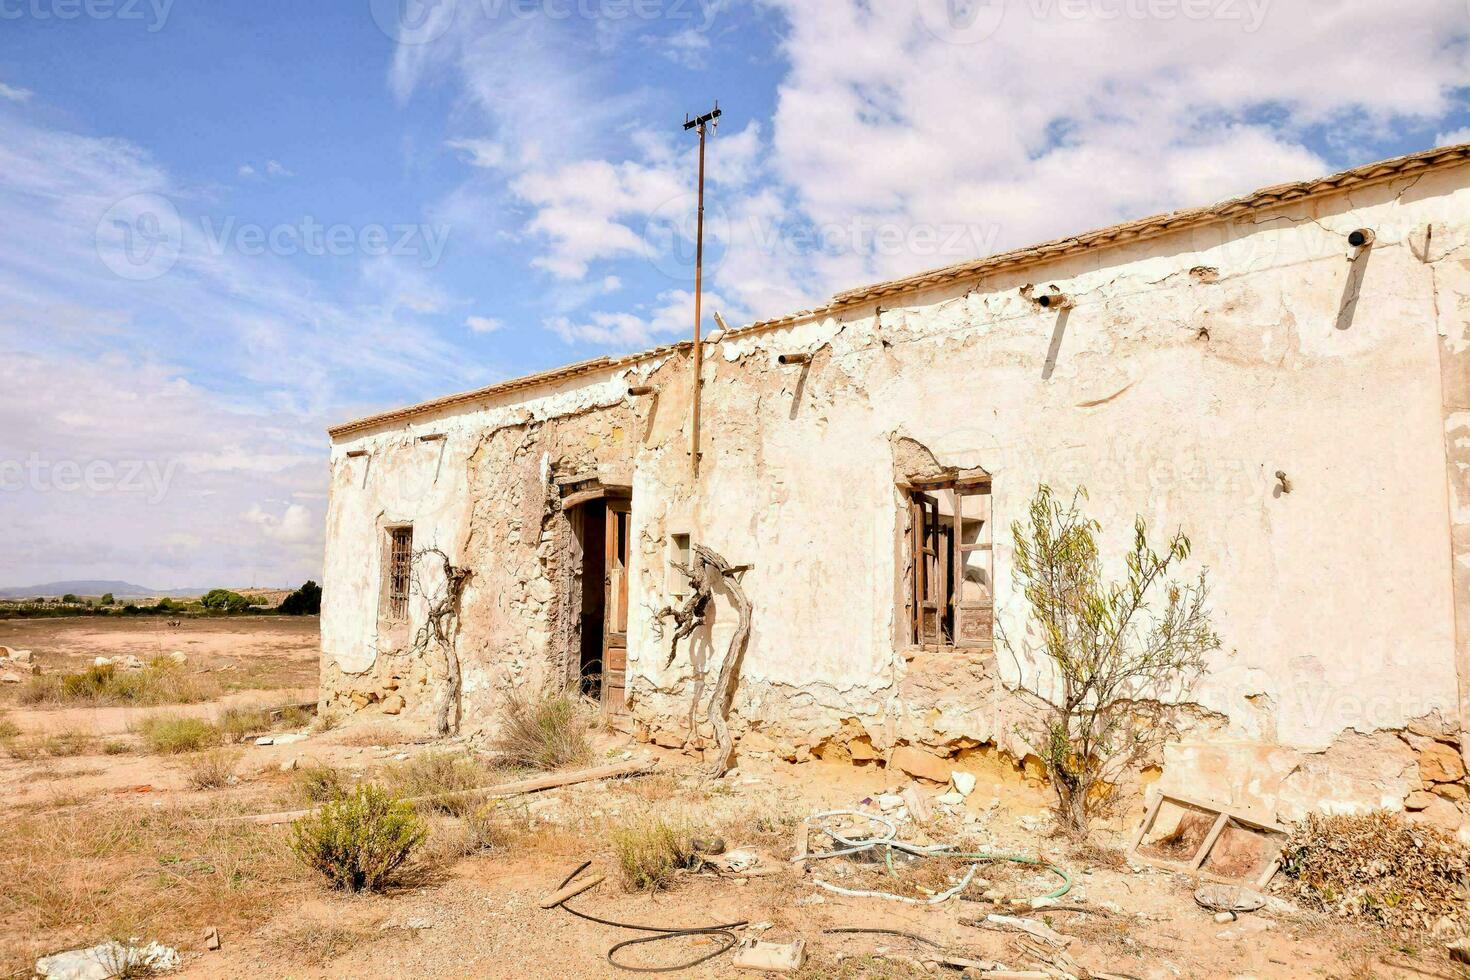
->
xmin=212 ymin=759 xmax=658 ymax=826
xmin=1190 ymin=812 xmax=1231 ymax=871
xmin=540 ymin=873 xmax=605 ymax=908
xmin=1127 ymin=793 xmax=1165 ymax=854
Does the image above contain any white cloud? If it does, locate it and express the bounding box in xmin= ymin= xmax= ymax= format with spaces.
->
xmin=657 ymin=28 xmax=710 ymax=68
xmin=1438 ymin=127 xmax=1470 ymax=147
xmin=547 ymin=288 xmax=740 ymax=348
xmin=238 ymin=163 xmax=256 ymax=178
xmin=465 ymin=315 xmax=504 ymax=333
xmin=446 ymin=138 xmax=507 ymax=169
xmin=0 ymin=82 xmax=33 ymax=103
xmin=245 ymin=502 xmax=316 ymax=545
xmin=265 ymin=159 xmax=293 ymax=178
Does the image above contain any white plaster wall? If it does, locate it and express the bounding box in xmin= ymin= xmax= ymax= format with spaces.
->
xmin=323 ymin=164 xmax=1468 ymax=793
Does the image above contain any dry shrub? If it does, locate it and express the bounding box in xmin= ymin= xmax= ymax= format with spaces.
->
xmin=289 ymin=785 xmax=426 ymax=892
xmin=1281 ymin=810 xmax=1470 ymax=930
xmin=491 ymin=687 xmax=593 ymax=771
xmin=186 ymin=749 xmax=242 ymax=790
xmin=0 ymin=714 xmax=19 ymax=740
xmin=217 ymin=705 xmax=271 ymax=743
xmin=0 ymin=800 xmax=302 ymax=976
xmin=330 ymin=722 xmax=416 ymax=747
xmin=293 ymin=762 xmax=350 ymax=804
xmin=135 ymin=714 xmax=220 ymax=754
xmin=610 ymin=811 xmax=697 ymax=892
xmin=423 ymin=802 xmax=517 ymax=864
xmin=6 ymin=730 xmax=96 ymax=760
xmin=384 ymin=751 xmax=494 ymax=815
xmin=271 ymin=923 xmax=383 ymax=967
xmin=20 ymin=661 xmax=214 ymax=707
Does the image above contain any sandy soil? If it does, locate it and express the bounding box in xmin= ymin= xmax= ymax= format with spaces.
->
xmin=0 ymin=616 xmax=1457 ymax=979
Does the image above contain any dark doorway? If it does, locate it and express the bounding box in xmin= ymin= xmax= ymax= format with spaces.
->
xmin=574 ymin=499 xmax=607 ymax=700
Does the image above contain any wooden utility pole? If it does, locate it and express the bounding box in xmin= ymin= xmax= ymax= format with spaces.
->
xmin=683 ymin=102 xmax=720 ymax=475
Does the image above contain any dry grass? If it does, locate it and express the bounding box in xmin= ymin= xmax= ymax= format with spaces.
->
xmin=292 ymin=762 xmax=351 ymax=804
xmin=383 ymin=751 xmax=498 ymax=815
xmin=268 ymin=922 xmax=384 ymax=967
xmin=18 ymin=660 xmax=215 ymax=707
xmin=0 ymin=713 xmax=20 ymax=740
xmin=5 ymin=729 xmax=97 ymax=760
xmin=186 ymin=749 xmax=243 ymax=790
xmin=422 ymin=802 xmax=521 ymax=864
xmin=134 ymin=714 xmax=221 ymax=754
xmin=330 ymin=723 xmax=418 ymax=747
xmin=1281 ymin=810 xmax=1470 ymax=931
xmin=609 ymin=810 xmax=698 ymax=892
xmin=0 ymin=800 xmax=304 ymax=975
xmin=491 ymin=686 xmax=594 ymax=771
xmin=217 ymin=702 xmax=313 ymax=744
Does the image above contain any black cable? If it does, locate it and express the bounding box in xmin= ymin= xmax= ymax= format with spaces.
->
xmin=550 ymin=862 xmax=750 ymax=973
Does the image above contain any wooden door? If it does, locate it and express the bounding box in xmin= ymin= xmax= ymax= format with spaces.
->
xmin=602 ymin=499 xmax=631 ymax=715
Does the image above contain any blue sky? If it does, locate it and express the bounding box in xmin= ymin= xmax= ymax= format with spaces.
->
xmin=2 ymin=0 xmax=1468 ymax=589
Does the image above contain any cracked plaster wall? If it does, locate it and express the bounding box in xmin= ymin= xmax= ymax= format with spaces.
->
xmin=322 ymin=164 xmax=1470 ymax=820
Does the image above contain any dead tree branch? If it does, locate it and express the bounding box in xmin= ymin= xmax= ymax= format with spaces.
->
xmin=409 ymin=547 xmax=471 ymax=737
xmin=656 ymin=544 xmax=753 ymax=778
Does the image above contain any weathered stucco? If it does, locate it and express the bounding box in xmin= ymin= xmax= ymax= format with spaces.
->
xmin=320 ymin=157 xmax=1470 ymax=827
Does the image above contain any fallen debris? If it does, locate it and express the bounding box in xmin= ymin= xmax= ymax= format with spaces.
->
xmin=36 ymin=941 xmax=179 ymax=980
xmin=730 ymin=938 xmax=805 ymax=973
xmin=204 ymin=927 xmax=221 ymax=951
xmin=964 ymin=913 xmax=1073 ymax=949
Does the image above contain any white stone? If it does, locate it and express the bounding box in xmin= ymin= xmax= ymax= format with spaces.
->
xmin=877 ymin=794 xmax=904 ymax=812
xmin=936 ymin=791 xmax=965 ymax=806
xmin=37 ymin=942 xmax=179 ymax=980
xmin=951 ymin=771 xmax=977 ymax=797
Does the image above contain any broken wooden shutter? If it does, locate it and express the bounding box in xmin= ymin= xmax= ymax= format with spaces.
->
xmin=602 ymin=500 xmax=630 ymax=715
xmin=913 ymin=492 xmax=944 ymax=645
xmin=951 ymin=483 xmax=994 ymax=648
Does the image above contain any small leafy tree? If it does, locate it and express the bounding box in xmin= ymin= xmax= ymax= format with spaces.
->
xmin=1009 ymin=485 xmax=1219 ymax=834
xmin=99 ymin=592 xmax=115 ymax=606
xmin=280 ymin=580 xmax=322 ymax=615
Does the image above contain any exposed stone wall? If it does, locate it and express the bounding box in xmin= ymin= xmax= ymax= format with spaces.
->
xmin=322 ymin=162 xmax=1470 ymax=824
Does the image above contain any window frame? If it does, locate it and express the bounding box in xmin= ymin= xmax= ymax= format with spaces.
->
xmin=904 ymin=477 xmax=994 ymax=652
xmin=383 ymin=524 xmax=413 ymax=621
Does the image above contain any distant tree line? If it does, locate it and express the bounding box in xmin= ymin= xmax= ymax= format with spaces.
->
xmin=0 ymin=580 xmax=323 ymax=619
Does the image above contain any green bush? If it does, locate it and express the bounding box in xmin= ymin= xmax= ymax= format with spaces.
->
xmin=289 ymin=785 xmax=427 ymax=892
xmin=293 ymin=762 xmax=350 ymax=803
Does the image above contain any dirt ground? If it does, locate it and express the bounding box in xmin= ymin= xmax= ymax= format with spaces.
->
xmin=0 ymin=616 xmax=1461 ymax=979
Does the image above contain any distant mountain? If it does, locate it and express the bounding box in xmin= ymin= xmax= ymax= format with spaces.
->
xmin=0 ymin=580 xmax=209 ymax=600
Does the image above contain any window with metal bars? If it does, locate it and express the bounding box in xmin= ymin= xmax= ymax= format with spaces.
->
xmin=384 ymin=526 xmax=413 ymax=620
xmin=906 ymin=480 xmax=993 ymax=650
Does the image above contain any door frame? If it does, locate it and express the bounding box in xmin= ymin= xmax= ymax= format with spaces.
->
xmin=559 ymin=481 xmax=632 ymax=717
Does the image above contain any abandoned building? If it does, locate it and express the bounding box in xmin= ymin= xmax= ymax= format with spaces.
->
xmin=320 ymin=143 xmax=1470 ymax=830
